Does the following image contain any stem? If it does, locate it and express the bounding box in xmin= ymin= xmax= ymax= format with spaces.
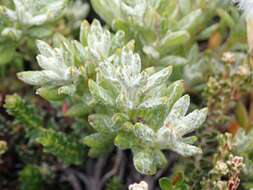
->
xmin=100 ymin=150 xmax=124 ymax=187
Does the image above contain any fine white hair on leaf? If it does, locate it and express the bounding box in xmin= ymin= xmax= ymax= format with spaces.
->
xmin=129 ymin=181 xmax=148 ymax=190
xmin=233 ymin=0 xmax=253 ymax=18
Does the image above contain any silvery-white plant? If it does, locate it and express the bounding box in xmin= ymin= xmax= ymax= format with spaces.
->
xmin=156 ymin=95 xmax=207 ymax=156
xmin=65 ymin=0 xmax=89 ymax=29
xmin=129 ymin=181 xmax=148 ymax=190
xmin=0 ymin=0 xmax=68 ymax=26
xmin=17 ymin=19 xmax=125 ymax=96
xmin=234 ymin=0 xmax=253 ymax=19
xmin=91 ymin=0 xmax=191 ymax=62
xmin=85 ymin=40 xmax=207 ymax=174
xmin=17 ymin=18 xmax=207 ymax=175
xmin=91 ymin=0 xmax=232 ymax=66
xmin=92 ymin=0 xmax=149 ymax=26
xmin=233 ymin=0 xmax=253 ymax=54
xmin=234 ymin=128 xmax=253 ymax=175
xmin=0 ymin=0 xmax=88 ymax=66
xmin=74 ymin=19 xmax=125 ymax=65
xmin=17 ymin=40 xmax=81 ymax=96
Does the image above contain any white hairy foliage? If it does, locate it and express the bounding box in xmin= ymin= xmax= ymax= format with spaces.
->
xmin=14 ymin=14 xmax=208 ymax=173
xmin=2 ymin=0 xmax=67 ymax=26
xmin=99 ymin=47 xmax=143 ymax=109
xmin=92 ymin=45 xmax=207 ymax=158
xmin=84 ymin=20 xmax=125 ymax=62
xmin=17 ymin=20 xmax=126 ymax=96
xmin=156 ymin=95 xmax=208 ymax=156
xmin=91 ymin=0 xmax=121 ymax=24
xmin=234 ymin=0 xmax=253 ymax=18
xmin=66 ymin=0 xmax=89 ymax=20
xmin=18 ymin=40 xmax=80 ymax=88
xmin=234 ymin=128 xmax=253 ymax=152
xmin=91 ymin=0 xmax=158 ymax=25
xmin=87 ymin=20 xmax=112 ymax=60
xmin=65 ymin=0 xmax=89 ymax=28
xmin=120 ymin=0 xmax=148 ymax=24
xmin=98 ymin=46 xmax=172 ymax=110
xmin=129 ymin=181 xmax=149 ymax=190
xmin=234 ymin=128 xmax=253 ymax=175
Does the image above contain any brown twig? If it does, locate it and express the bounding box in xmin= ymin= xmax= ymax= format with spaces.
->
xmin=63 ymin=169 xmax=82 ymax=190
xmin=100 ymin=150 xmax=124 ymax=187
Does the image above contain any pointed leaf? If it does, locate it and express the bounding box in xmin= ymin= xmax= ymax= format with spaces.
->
xmin=88 ymin=80 xmax=114 ymax=106
xmin=142 ymin=66 xmax=172 ymax=93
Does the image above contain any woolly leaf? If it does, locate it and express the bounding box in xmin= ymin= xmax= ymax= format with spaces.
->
xmin=80 ymin=20 xmax=90 ymax=46
xmin=156 ymin=96 xmax=207 ymax=156
xmin=88 ymin=114 xmax=117 ymax=133
xmin=133 ymin=149 xmax=156 ymax=175
xmin=142 ymin=66 xmax=172 ymax=93
xmin=88 ymin=80 xmax=114 ymax=106
xmin=1 ymin=0 xmax=68 ymax=26
xmin=17 ymin=40 xmax=80 ymax=88
xmin=87 ymin=19 xmax=112 ymax=60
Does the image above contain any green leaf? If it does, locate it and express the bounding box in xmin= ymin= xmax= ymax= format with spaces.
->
xmin=133 ymin=150 xmax=156 ymax=175
xmin=217 ymin=8 xmax=236 ymax=29
xmin=142 ymin=66 xmax=172 ymax=93
xmin=88 ymin=114 xmax=116 ymax=133
xmin=5 ymin=94 xmax=84 ymax=165
xmin=159 ymin=175 xmax=190 ymax=190
xmin=0 ymin=46 xmax=15 ymax=66
xmin=114 ymin=122 xmax=136 ymax=149
xmin=88 ymin=80 xmax=114 ymax=106
xmin=159 ymin=177 xmax=173 ymax=190
xmin=20 ymin=165 xmax=43 ymax=190
xmin=166 ymin=80 xmax=185 ymax=111
xmin=4 ymin=94 xmax=43 ymax=129
xmin=91 ymin=0 xmax=121 ymax=25
xmin=80 ymin=20 xmax=90 ymax=46
xmin=178 ymin=9 xmax=203 ymax=34
xmin=138 ymin=97 xmax=168 ymax=109
xmin=37 ymin=129 xmax=84 ymax=165
xmin=198 ymin=23 xmax=220 ymax=40
xmin=36 ymin=86 xmax=66 ymax=102
xmin=133 ymin=123 xmax=155 ymax=146
xmin=160 ymin=31 xmax=190 ymax=49
xmin=87 ymin=19 xmax=112 ymax=60
xmin=179 ymin=0 xmax=191 ymax=15
xmin=65 ymin=103 xmax=93 ymax=117
xmin=235 ymin=101 xmax=249 ymax=130
xmin=167 ymin=95 xmax=190 ymax=119
xmin=83 ymin=133 xmax=114 ymax=157
xmin=28 ymin=26 xmax=53 ymax=38
xmin=110 ymin=30 xmax=125 ymax=53
xmin=17 ymin=71 xmax=60 ymax=86
xmin=5 ymin=0 xmax=68 ymax=26
xmin=181 ymin=108 xmax=208 ymax=135
xmin=159 ymin=56 xmax=188 ymax=66
xmin=115 ymin=132 xmax=135 ymax=149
